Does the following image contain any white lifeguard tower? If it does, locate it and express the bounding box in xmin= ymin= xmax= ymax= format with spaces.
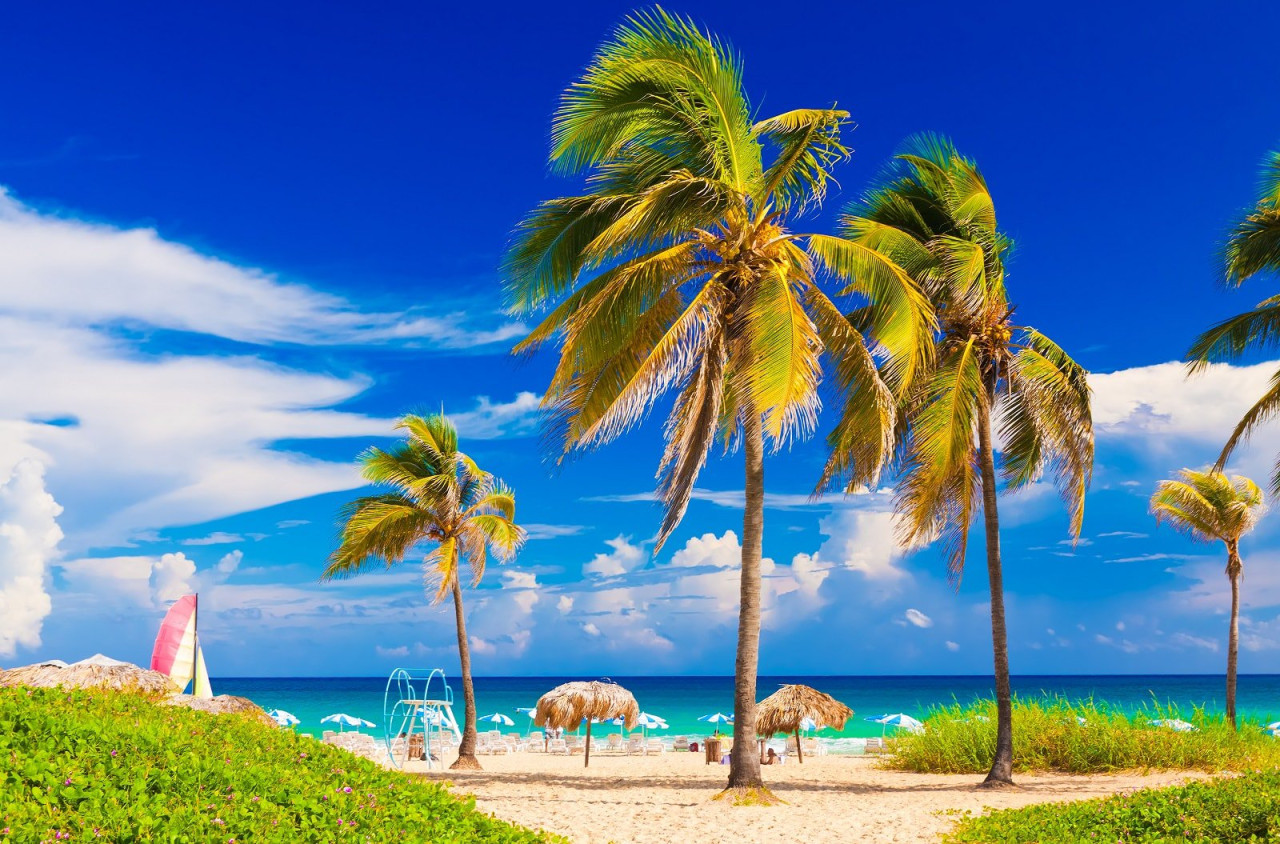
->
xmin=382 ymin=667 xmax=462 ymax=769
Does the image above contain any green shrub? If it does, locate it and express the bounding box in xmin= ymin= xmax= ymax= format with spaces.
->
xmin=0 ymin=687 xmax=560 ymax=843
xmin=891 ymin=697 xmax=1280 ymax=774
xmin=946 ymin=769 xmax=1280 ymax=843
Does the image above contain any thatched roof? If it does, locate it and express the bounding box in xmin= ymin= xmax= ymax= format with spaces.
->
xmin=160 ymin=693 xmax=276 ymax=727
xmin=756 ymin=684 xmax=854 ymax=736
xmin=534 ymin=680 xmax=640 ymax=730
xmin=0 ymin=655 xmax=176 ymax=695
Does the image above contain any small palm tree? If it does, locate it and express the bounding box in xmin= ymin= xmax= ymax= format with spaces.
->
xmin=504 ymin=8 xmax=926 ymax=797
xmin=1187 ymin=147 xmax=1280 ymax=481
xmin=1151 ymin=469 xmax=1264 ymax=729
xmin=827 ymin=135 xmax=1094 ymax=787
xmin=322 ymin=413 xmax=525 ymax=769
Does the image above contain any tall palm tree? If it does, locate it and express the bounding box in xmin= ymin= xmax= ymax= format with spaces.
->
xmin=825 ymin=135 xmax=1094 ymax=787
xmin=1150 ymin=469 xmax=1264 ymax=730
xmin=321 ymin=413 xmax=525 ymax=770
xmin=503 ymin=9 xmax=928 ymax=796
xmin=1188 ymin=147 xmax=1280 ymax=484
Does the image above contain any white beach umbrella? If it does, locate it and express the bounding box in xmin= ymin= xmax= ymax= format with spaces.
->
xmin=867 ymin=713 xmax=924 ymax=734
xmin=267 ymin=709 xmax=299 ymax=727
xmin=698 ymin=712 xmax=733 ymax=735
xmin=799 ymin=716 xmax=818 ymax=732
xmin=321 ymin=713 xmax=376 ymax=732
xmin=1149 ymin=718 xmax=1196 ymax=732
xmin=479 ymin=712 xmax=515 ymax=727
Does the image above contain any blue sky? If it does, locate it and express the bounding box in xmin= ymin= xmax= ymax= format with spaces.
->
xmin=2 ymin=0 xmax=1279 ymax=677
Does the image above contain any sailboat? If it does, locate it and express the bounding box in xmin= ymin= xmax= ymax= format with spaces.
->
xmin=150 ymin=593 xmax=213 ymax=698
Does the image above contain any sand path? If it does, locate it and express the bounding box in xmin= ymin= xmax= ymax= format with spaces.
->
xmin=409 ymin=751 xmax=1204 ymax=843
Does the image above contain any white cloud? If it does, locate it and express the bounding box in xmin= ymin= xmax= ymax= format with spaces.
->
xmin=0 ymin=460 xmax=62 ymax=658
xmin=1116 ymin=621 xmax=1126 ymax=631
xmin=450 ymin=392 xmax=541 ymax=440
xmin=501 ymin=570 xmax=540 ymax=616
xmin=469 ymin=636 xmax=496 ymax=655
xmin=0 ymin=189 xmax=522 ymax=348
xmin=670 ymin=531 xmax=742 ymax=569
xmin=557 ymin=595 xmax=574 ymax=614
xmin=807 ymin=507 xmax=905 ymax=582
xmin=1170 ymin=632 xmax=1219 ymax=651
xmin=905 ymin=608 xmax=933 ymax=628
xmin=183 ymin=532 xmax=244 ymax=546
xmin=150 ymin=552 xmax=197 ymax=605
xmin=376 ymin=645 xmax=410 ymax=658
xmin=525 ymin=524 xmax=586 ymax=541
xmin=216 ymin=550 xmax=243 ymax=575
xmin=275 ymin=519 xmax=310 ymax=529
xmin=945 ymin=641 xmax=960 ymax=652
xmin=584 ymin=536 xmax=645 ymax=578
xmin=582 ymin=622 xmax=601 ymax=637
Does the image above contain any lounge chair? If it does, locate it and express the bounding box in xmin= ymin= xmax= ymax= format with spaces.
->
xmin=626 ymin=735 xmax=645 ymax=755
xmin=673 ymin=735 xmax=690 ymax=752
xmin=803 ymin=737 xmax=826 ymax=757
xmin=863 ymin=737 xmax=887 ymax=754
xmin=645 ymin=738 xmax=666 ymax=755
xmin=527 ymin=731 xmax=545 ymax=752
xmin=606 ymin=733 xmax=624 ymax=752
xmin=547 ymin=738 xmax=568 ymax=755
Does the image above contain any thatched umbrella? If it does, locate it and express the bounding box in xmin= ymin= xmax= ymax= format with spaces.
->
xmin=756 ymin=684 xmax=854 ymax=763
xmin=0 ymin=654 xmax=175 ymax=695
xmin=160 ymin=693 xmax=277 ymax=727
xmin=534 ymin=680 xmax=639 ymax=767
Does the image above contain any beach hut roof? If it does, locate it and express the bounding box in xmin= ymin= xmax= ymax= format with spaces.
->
xmin=534 ymin=680 xmax=639 ymax=731
xmin=160 ymin=693 xmax=277 ymax=727
xmin=756 ymin=684 xmax=854 ymax=736
xmin=0 ymin=655 xmax=175 ymax=694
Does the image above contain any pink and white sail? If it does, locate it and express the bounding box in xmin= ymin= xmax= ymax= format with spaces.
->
xmin=150 ymin=593 xmax=213 ymax=698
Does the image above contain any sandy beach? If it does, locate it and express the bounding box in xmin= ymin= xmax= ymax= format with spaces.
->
xmin=409 ymin=751 xmax=1205 ymax=844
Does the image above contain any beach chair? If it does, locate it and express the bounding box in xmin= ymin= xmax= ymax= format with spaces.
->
xmin=547 ymin=738 xmax=568 ymax=755
xmin=565 ymin=735 xmax=584 ymax=755
xmin=785 ymin=735 xmax=801 ymax=759
xmin=645 ymin=738 xmax=666 ymax=755
xmin=626 ymin=735 xmax=645 ymax=755
xmin=863 ymin=737 xmax=887 ymax=754
xmin=527 ymin=731 xmax=544 ymax=752
xmin=673 ymin=735 xmax=690 ymax=752
xmin=606 ymin=733 xmax=623 ymax=753
xmin=803 ymin=737 xmax=826 ymax=757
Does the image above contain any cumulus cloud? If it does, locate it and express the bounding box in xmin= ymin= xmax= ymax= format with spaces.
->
xmin=150 ymin=552 xmax=197 ymax=605
xmin=0 ymin=460 xmax=62 ymax=658
xmin=449 ymin=392 xmax=541 ymax=440
xmin=557 ymin=595 xmax=574 ymax=614
xmin=216 ymin=550 xmax=243 ymax=575
xmin=584 ymin=536 xmax=645 ymax=578
xmin=904 ymin=608 xmax=933 ymax=628
xmin=806 ymin=506 xmax=905 ymax=582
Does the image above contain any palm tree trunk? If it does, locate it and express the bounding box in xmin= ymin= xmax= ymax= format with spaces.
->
xmin=976 ymin=400 xmax=1015 ymax=787
xmin=1227 ymin=540 xmax=1242 ymax=731
xmin=449 ymin=577 xmax=482 ymax=770
xmin=726 ymin=413 xmax=766 ymax=792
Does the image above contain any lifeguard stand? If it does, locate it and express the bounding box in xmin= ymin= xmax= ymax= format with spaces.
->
xmin=382 ymin=668 xmax=461 ymax=769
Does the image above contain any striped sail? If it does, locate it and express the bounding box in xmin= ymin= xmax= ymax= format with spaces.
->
xmin=150 ymin=594 xmax=213 ymax=698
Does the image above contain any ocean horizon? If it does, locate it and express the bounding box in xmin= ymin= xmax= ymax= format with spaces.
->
xmin=215 ymin=673 xmax=1280 ymax=747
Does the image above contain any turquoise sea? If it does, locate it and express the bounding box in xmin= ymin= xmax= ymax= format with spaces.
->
xmin=216 ymin=675 xmax=1280 ymax=750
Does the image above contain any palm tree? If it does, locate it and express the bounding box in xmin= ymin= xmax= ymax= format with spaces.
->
xmin=1187 ymin=147 xmax=1280 ymax=483
xmin=503 ymin=9 xmax=927 ymax=796
xmin=1150 ymin=469 xmax=1264 ymax=729
xmin=826 ymin=135 xmax=1094 ymax=787
xmin=321 ymin=413 xmax=525 ymax=770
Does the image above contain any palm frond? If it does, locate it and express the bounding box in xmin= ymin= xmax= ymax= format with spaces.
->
xmin=1222 ymin=147 xmax=1280 ymax=286
xmin=1151 ymin=469 xmax=1264 ymax=544
xmin=754 ymin=108 xmax=851 ymax=213
xmin=1215 ymin=365 xmax=1280 ymax=476
xmin=324 ymin=494 xmax=432 ymax=580
xmin=1187 ymin=295 xmax=1280 ymax=370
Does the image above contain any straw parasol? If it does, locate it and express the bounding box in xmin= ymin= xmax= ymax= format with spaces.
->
xmin=534 ymin=680 xmax=639 ymax=766
xmin=0 ymin=654 xmax=175 ymax=695
xmin=756 ymin=684 xmax=854 ymax=763
xmin=160 ymin=693 xmax=277 ymax=727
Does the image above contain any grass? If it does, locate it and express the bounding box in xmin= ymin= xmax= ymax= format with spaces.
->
xmin=0 ymin=686 xmax=562 ymax=843
xmin=890 ymin=696 xmax=1280 ymax=774
xmin=946 ymin=770 xmax=1280 ymax=842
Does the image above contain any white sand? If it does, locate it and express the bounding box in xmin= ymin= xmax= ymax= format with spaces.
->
xmin=408 ymin=750 xmax=1205 ymax=843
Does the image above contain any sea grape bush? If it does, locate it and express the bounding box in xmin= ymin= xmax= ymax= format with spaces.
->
xmin=0 ymin=687 xmax=561 ymax=843
xmin=891 ymin=696 xmax=1280 ymax=774
xmin=947 ymin=770 xmax=1280 ymax=842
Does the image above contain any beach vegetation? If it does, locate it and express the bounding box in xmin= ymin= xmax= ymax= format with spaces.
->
xmin=504 ymin=7 xmax=927 ymax=795
xmin=1188 ymin=147 xmax=1280 ymax=486
xmin=829 ymin=135 xmax=1094 ymax=786
xmin=892 ymin=697 xmax=1280 ymax=774
xmin=945 ymin=768 xmax=1280 ymax=843
xmin=322 ymin=413 xmax=526 ymax=770
xmin=1150 ymin=469 xmax=1265 ymax=729
xmin=0 ymin=686 xmax=558 ymax=843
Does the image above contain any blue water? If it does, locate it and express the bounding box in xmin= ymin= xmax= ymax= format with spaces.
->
xmin=214 ymin=675 xmax=1280 ymax=744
